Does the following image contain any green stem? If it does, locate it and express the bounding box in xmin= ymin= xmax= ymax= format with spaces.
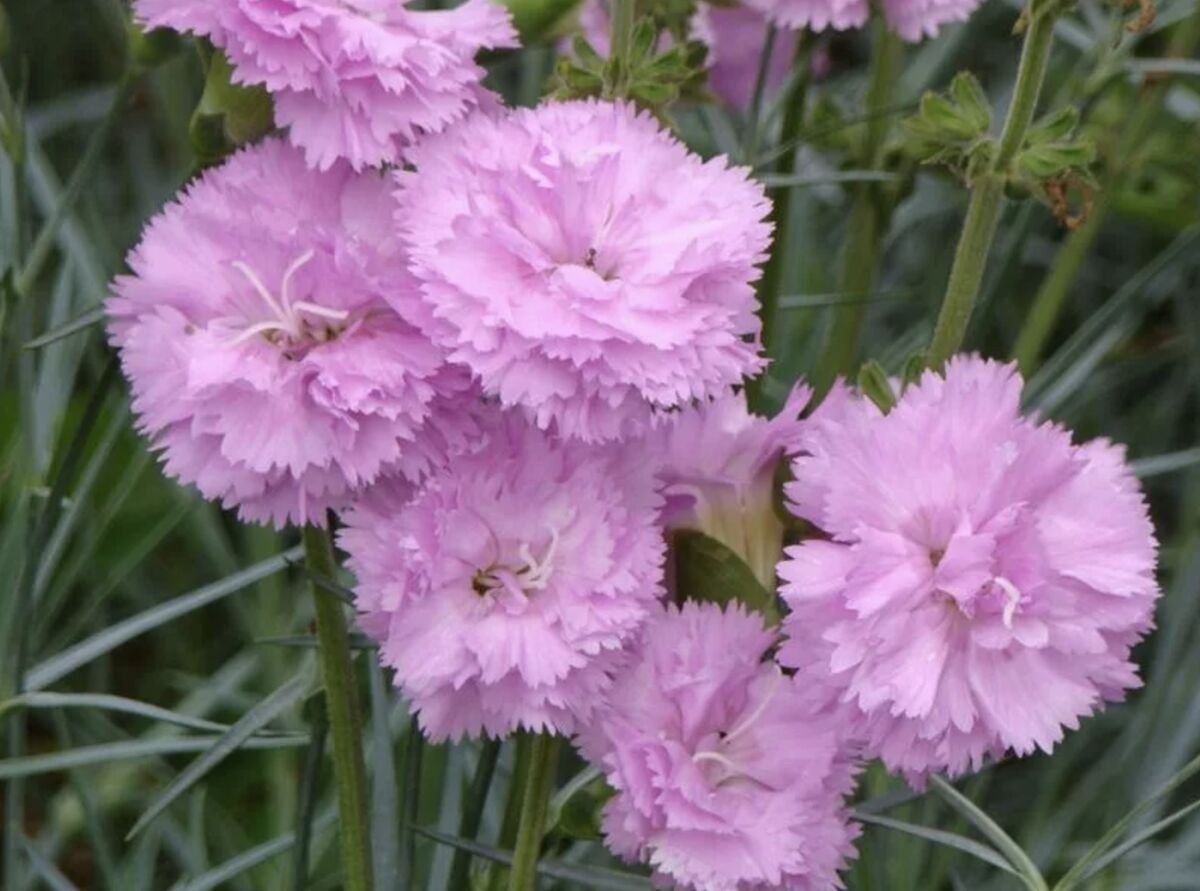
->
xmin=446 ymin=738 xmax=502 ymax=891
xmin=1012 ymin=3 xmax=1200 ymax=374
xmin=506 ymin=733 xmax=560 ymax=891
xmin=811 ymin=22 xmax=903 ymax=396
xmin=304 ymin=525 xmax=373 ymax=891
xmin=927 ymin=175 xmax=1006 ymax=367
xmin=749 ymin=39 xmax=812 ymax=413
xmin=609 ymin=0 xmax=636 ymax=97
xmin=487 ymin=734 xmax=532 ymax=891
xmin=927 ymin=4 xmax=1058 ymax=367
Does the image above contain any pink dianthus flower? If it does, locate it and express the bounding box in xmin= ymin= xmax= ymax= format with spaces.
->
xmin=746 ymin=0 xmax=981 ymax=40
xmin=778 ymin=356 xmax=1159 ymax=784
xmin=339 ymin=413 xmax=666 ymax=741
xmin=580 ymin=602 xmax=859 ymax=891
xmin=655 ymin=385 xmax=809 ymax=590
xmin=107 ymin=139 xmax=475 ymax=528
xmin=396 ymin=99 xmax=772 ymax=442
xmin=134 ymin=0 xmax=517 ymax=171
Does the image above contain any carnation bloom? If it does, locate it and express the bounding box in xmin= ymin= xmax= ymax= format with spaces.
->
xmin=778 ymin=356 xmax=1159 ymax=783
xmin=574 ymin=0 xmax=798 ymax=109
xmin=745 ymin=0 xmax=980 ymax=41
xmin=655 ymin=385 xmax=809 ymax=590
xmin=580 ymin=603 xmax=858 ymax=891
xmin=107 ymin=138 xmax=475 ymax=527
xmin=396 ymin=99 xmax=772 ymax=441
xmin=133 ymin=0 xmax=517 ymax=170
xmin=339 ymin=413 xmax=666 ymax=740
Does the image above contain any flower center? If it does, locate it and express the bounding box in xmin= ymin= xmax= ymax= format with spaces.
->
xmin=691 ymin=666 xmax=783 ymax=790
xmin=223 ymin=251 xmax=353 ymax=356
xmin=471 ymin=528 xmax=561 ymax=601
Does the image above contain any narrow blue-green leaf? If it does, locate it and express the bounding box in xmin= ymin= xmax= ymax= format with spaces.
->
xmin=175 ymin=812 xmax=337 ymax=891
xmin=0 ymin=736 xmax=307 ymax=780
xmin=1072 ymin=798 xmax=1200 ymax=885
xmin=412 ymin=825 xmax=653 ymax=890
xmin=929 ymin=776 xmax=1049 ymax=890
xmin=0 ymin=692 xmax=306 ymax=738
xmin=292 ymin=697 xmax=328 ymax=891
xmin=368 ymin=660 xmax=401 ymax=887
xmin=24 ymin=546 xmax=303 ymax=691
xmin=23 ymin=305 xmax=103 ymax=349
xmin=127 ymin=667 xmax=314 ymax=839
xmin=1054 ymin=749 xmax=1200 ymax=890
xmin=1126 ymin=58 xmax=1200 ymax=76
xmin=1131 ymin=448 xmax=1200 ymax=479
xmin=757 ymin=170 xmax=901 ymax=189
xmin=14 ymin=833 xmax=78 ymax=891
xmin=852 ymin=811 xmax=1019 ymax=876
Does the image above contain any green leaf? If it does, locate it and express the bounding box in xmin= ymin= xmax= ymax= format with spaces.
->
xmin=126 ymin=666 xmax=315 ymax=839
xmin=672 ymin=529 xmax=778 ymax=623
xmin=25 ymin=546 xmax=303 ymax=691
xmin=14 ymin=832 xmax=79 ymax=891
xmin=852 ymin=811 xmax=1019 ymax=876
xmin=0 ymin=692 xmax=304 ymax=738
xmin=757 ymin=170 xmax=900 ymax=189
xmin=1130 ymin=447 xmax=1200 ymax=478
xmin=1053 ymin=749 xmax=1200 ymax=891
xmin=1069 ymin=797 xmax=1200 ymax=886
xmin=176 ymin=812 xmax=338 ymax=891
xmin=368 ymin=661 xmax=401 ymax=887
xmin=1016 ymin=141 xmax=1096 ymax=179
xmin=949 ymin=71 xmax=992 ymax=132
xmin=857 ymin=360 xmax=897 ymax=412
xmin=190 ymin=49 xmax=274 ymax=166
xmin=23 ymin=305 xmax=103 ymax=350
xmin=412 ymin=825 xmax=653 ymax=890
xmin=929 ymin=776 xmax=1049 ymax=891
xmin=292 ymin=694 xmax=328 ymax=891
xmin=0 ymin=735 xmax=308 ymax=780
xmin=1025 ymin=106 xmax=1078 ymax=144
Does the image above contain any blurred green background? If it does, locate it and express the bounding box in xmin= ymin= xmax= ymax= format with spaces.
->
xmin=2 ymin=0 xmax=1200 ymax=888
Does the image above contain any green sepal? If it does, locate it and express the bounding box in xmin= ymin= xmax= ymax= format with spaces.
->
xmin=672 ymin=529 xmax=780 ymax=624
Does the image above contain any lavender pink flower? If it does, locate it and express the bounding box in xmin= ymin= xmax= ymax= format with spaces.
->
xmin=580 ymin=602 xmax=859 ymax=891
xmin=654 ymin=385 xmax=809 ymax=590
xmin=133 ymin=0 xmax=517 ymax=171
xmin=339 ymin=413 xmax=666 ymax=741
xmin=778 ymin=356 xmax=1159 ymax=783
xmin=395 ymin=99 xmax=772 ymax=442
xmin=746 ymin=0 xmax=982 ymax=41
xmin=107 ymin=138 xmax=476 ymax=528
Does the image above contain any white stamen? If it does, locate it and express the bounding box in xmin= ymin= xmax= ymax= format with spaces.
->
xmin=280 ymin=249 xmax=315 ymax=308
xmin=691 ymin=750 xmax=740 ymax=773
xmin=722 ymin=664 xmax=783 ymax=746
xmin=518 ymin=527 xmax=561 ymax=591
xmin=995 ymin=576 xmax=1022 ymax=629
xmin=291 ymin=300 xmax=350 ymax=322
xmin=232 ymin=260 xmax=290 ymax=324
xmin=225 ymin=320 xmax=293 ymax=346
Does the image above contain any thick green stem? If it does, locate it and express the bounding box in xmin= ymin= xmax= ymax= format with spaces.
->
xmin=506 ymin=733 xmax=560 ymax=891
xmin=304 ymin=525 xmax=373 ymax=891
xmin=446 ymin=738 xmax=501 ymax=891
xmin=812 ymin=23 xmax=903 ymax=396
xmin=927 ymin=175 xmax=1006 ymax=367
xmin=928 ymin=4 xmax=1058 ymax=367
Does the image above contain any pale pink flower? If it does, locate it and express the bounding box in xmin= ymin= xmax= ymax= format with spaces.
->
xmin=654 ymin=384 xmax=810 ymax=589
xmin=778 ymin=356 xmax=1159 ymax=783
xmin=396 ymin=99 xmax=772 ymax=442
xmin=339 ymin=413 xmax=666 ymax=741
xmin=133 ymin=0 xmax=517 ymax=171
xmin=746 ymin=0 xmax=981 ymax=40
xmin=107 ymin=138 xmax=476 ymax=528
xmin=580 ymin=603 xmax=859 ymax=891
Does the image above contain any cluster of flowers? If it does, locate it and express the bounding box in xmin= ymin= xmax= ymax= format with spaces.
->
xmin=109 ymin=1 xmax=1158 ymax=889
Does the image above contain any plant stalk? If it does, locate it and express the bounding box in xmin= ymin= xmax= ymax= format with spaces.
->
xmin=506 ymin=733 xmax=560 ymax=891
xmin=610 ymin=0 xmax=636 ymax=93
xmin=304 ymin=524 xmax=374 ymax=891
xmin=927 ymin=3 xmax=1058 ymax=367
xmin=1012 ymin=3 xmax=1200 ymax=374
xmin=812 ymin=21 xmax=903 ymax=396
